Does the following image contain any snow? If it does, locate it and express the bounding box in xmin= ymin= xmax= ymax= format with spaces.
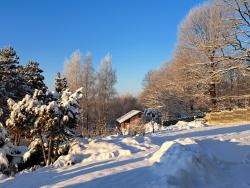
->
xmin=2 ymin=122 xmax=250 ymax=187
xmin=116 ymin=110 xmax=141 ymax=124
xmin=149 ymin=138 xmax=219 ymax=187
xmin=164 ymin=118 xmax=207 ymax=131
xmin=23 ymin=139 xmax=40 ymax=162
xmin=54 ymin=136 xmax=154 ymax=168
xmin=0 ymin=149 xmax=8 ymax=168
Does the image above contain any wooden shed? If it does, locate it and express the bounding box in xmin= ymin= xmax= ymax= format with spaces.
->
xmin=116 ymin=110 xmax=142 ymax=130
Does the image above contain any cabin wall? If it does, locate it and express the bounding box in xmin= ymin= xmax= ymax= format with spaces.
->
xmin=118 ymin=113 xmax=142 ymax=131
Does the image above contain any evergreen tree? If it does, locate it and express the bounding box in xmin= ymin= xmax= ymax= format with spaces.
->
xmin=7 ymin=85 xmax=83 ymax=165
xmin=0 ymin=47 xmax=19 ymax=100
xmin=0 ymin=108 xmax=17 ymax=176
xmin=22 ymin=61 xmax=47 ymax=93
xmin=55 ymin=72 xmax=68 ymax=94
xmin=0 ymin=47 xmax=28 ymax=122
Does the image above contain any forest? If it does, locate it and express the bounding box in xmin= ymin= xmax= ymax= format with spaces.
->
xmin=0 ymin=0 xmax=249 ymax=184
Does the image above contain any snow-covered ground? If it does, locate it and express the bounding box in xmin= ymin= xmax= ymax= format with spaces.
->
xmin=1 ymin=121 xmax=250 ymax=188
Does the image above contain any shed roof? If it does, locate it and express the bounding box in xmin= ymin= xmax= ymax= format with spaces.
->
xmin=116 ymin=110 xmax=142 ymax=124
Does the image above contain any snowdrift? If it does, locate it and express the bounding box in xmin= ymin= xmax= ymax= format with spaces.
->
xmin=164 ymin=119 xmax=207 ymax=131
xmin=149 ymin=138 xmax=219 ymax=187
xmin=54 ymin=135 xmax=154 ymax=167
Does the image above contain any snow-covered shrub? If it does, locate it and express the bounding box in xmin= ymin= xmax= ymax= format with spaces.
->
xmin=6 ymin=81 xmax=83 ymax=166
xmin=0 ymin=119 xmax=20 ymax=176
xmin=23 ymin=138 xmax=70 ymax=168
xmin=142 ymin=108 xmax=162 ymax=133
xmin=143 ymin=108 xmax=161 ymax=124
xmin=22 ymin=139 xmax=45 ymax=167
xmin=0 ymin=121 xmax=10 ymax=174
xmin=6 ymin=95 xmax=40 ymax=145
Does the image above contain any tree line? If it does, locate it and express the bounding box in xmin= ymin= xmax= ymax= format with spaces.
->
xmin=139 ymin=0 xmax=250 ymax=121
xmin=64 ymin=50 xmax=141 ymax=137
xmin=0 ymin=47 xmax=141 ymax=143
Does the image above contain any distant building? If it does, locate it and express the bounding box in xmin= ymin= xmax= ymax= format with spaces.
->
xmin=116 ymin=110 xmax=142 ymax=131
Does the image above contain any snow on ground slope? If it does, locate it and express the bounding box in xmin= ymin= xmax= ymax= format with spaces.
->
xmin=1 ymin=122 xmax=250 ymax=188
xmin=163 ymin=118 xmax=207 ymax=131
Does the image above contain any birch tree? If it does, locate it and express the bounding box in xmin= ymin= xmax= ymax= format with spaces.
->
xmin=95 ymin=54 xmax=117 ymax=131
xmin=80 ymin=52 xmax=95 ymax=135
xmin=64 ymin=50 xmax=82 ymax=91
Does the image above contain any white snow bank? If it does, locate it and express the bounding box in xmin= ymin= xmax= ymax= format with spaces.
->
xmin=54 ymin=138 xmax=132 ymax=167
xmin=149 ymin=138 xmax=219 ymax=187
xmin=164 ymin=119 xmax=207 ymax=131
xmin=0 ymin=173 xmax=7 ymax=180
xmin=54 ymin=135 xmax=155 ymax=168
xmin=121 ymin=136 xmax=152 ymax=151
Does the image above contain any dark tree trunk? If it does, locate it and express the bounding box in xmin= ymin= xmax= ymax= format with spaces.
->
xmin=47 ymin=136 xmax=54 ymax=166
xmin=209 ymin=52 xmax=217 ymax=112
xmin=209 ymin=81 xmax=217 ymax=111
xmin=39 ymin=133 xmax=47 ymax=165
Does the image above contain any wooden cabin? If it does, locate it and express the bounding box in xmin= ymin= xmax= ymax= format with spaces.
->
xmin=116 ymin=110 xmax=142 ymax=131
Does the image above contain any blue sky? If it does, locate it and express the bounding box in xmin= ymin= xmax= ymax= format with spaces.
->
xmin=0 ymin=0 xmax=206 ymax=95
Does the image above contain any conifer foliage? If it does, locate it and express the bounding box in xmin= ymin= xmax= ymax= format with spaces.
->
xmin=6 ymin=85 xmax=83 ymax=165
xmin=0 ymin=47 xmax=46 ymax=122
xmin=55 ymin=72 xmax=68 ymax=94
xmin=22 ymin=61 xmax=47 ymax=92
xmin=0 ymin=47 xmax=22 ymax=117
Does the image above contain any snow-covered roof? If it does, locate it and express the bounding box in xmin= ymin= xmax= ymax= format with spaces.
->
xmin=116 ymin=110 xmax=142 ymax=124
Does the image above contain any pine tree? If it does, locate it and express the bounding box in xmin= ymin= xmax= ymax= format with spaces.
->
xmin=7 ymin=84 xmax=83 ymax=165
xmin=55 ymin=72 xmax=68 ymax=94
xmin=0 ymin=47 xmax=19 ymax=100
xmin=22 ymin=61 xmax=47 ymax=93
xmin=0 ymin=47 xmax=27 ymax=122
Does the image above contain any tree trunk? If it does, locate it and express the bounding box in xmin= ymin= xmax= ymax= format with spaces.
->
xmin=209 ymin=53 xmax=217 ymax=112
xmin=17 ymin=135 xmax=21 ymax=146
xmin=209 ymin=82 xmax=217 ymax=111
xmin=47 ymin=136 xmax=54 ymax=166
xmin=55 ymin=139 xmax=59 ymax=161
xmin=39 ymin=133 xmax=47 ymax=165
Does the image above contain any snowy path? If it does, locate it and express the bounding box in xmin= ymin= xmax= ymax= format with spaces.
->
xmin=1 ymin=123 xmax=250 ymax=188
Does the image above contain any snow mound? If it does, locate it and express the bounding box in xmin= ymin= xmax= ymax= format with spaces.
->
xmin=149 ymin=138 xmax=219 ymax=187
xmin=0 ymin=173 xmax=7 ymax=180
xmin=54 ymin=138 xmax=132 ymax=167
xmin=165 ymin=119 xmax=207 ymax=131
xmin=120 ymin=136 xmax=152 ymax=151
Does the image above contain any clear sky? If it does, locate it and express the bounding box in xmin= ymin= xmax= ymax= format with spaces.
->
xmin=0 ymin=0 xmax=207 ymax=95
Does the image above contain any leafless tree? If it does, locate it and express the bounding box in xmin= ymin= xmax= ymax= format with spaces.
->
xmin=139 ymin=0 xmax=250 ymax=120
xmin=79 ymin=52 xmax=95 ymax=135
xmin=64 ymin=50 xmax=82 ymax=91
xmin=177 ymin=2 xmax=232 ymax=111
xmin=95 ymin=54 xmax=117 ymax=132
